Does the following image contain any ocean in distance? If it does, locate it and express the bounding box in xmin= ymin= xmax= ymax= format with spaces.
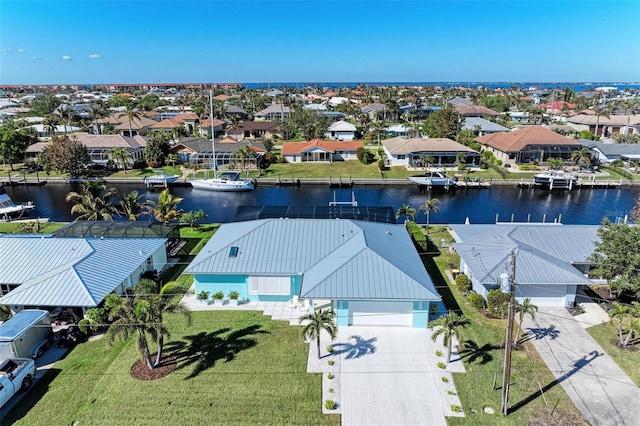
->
xmin=242 ymin=82 xmax=640 ymax=91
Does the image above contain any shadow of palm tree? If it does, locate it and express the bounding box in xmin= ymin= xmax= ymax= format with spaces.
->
xmin=522 ymin=324 xmax=560 ymax=342
xmin=333 ymin=335 xmax=377 ymax=359
xmin=164 ymin=325 xmax=269 ymax=379
xmin=458 ymin=340 xmax=496 ymax=365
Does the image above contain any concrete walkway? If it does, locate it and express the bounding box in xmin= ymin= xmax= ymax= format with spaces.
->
xmin=574 ymin=289 xmax=610 ymax=329
xmin=522 ymin=307 xmax=640 ymax=426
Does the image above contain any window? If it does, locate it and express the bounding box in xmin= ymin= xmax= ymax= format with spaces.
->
xmin=397 ymin=154 xmax=406 ymax=160
xmin=248 ymin=276 xmax=290 ymax=295
xmin=229 ymin=246 xmax=239 ymax=257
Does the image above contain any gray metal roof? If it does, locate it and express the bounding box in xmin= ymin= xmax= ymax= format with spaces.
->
xmin=185 ymin=219 xmax=440 ymax=301
xmin=0 ymin=237 xmax=167 ymax=307
xmin=450 ymin=224 xmax=599 ymax=286
xmin=461 ymin=117 xmax=509 ymax=133
xmin=581 ymin=140 xmax=640 ymax=157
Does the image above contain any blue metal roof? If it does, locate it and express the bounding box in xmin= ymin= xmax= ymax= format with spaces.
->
xmin=0 ymin=237 xmax=167 ymax=307
xmin=186 ymin=219 xmax=440 ymax=301
xmin=0 ymin=310 xmax=49 ymax=341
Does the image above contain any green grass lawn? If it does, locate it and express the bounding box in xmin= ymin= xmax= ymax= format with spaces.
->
xmin=5 ymin=310 xmax=339 ymax=426
xmin=0 ymin=221 xmax=67 ymax=234
xmin=587 ymin=322 xmax=640 ymax=386
xmin=424 ymin=226 xmax=585 ymax=425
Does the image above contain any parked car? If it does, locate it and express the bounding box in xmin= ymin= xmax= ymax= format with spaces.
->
xmin=0 ymin=358 xmax=36 ymax=408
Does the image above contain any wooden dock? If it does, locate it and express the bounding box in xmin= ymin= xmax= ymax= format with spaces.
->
xmin=517 ymin=177 xmax=623 ymax=189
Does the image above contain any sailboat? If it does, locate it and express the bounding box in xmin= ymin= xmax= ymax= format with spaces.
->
xmin=190 ymin=90 xmax=255 ymax=192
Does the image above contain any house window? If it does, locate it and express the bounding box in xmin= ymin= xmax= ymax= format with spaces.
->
xmin=229 ymin=246 xmax=239 ymax=257
xmin=397 ymin=155 xmax=406 ymax=160
xmin=248 ymin=276 xmax=290 ymax=295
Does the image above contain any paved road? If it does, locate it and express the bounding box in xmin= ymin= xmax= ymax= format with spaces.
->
xmin=522 ymin=307 xmax=640 ymax=426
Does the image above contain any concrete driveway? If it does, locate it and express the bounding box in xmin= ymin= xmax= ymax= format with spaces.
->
xmin=308 ymin=326 xmax=465 ymax=426
xmin=522 ymin=307 xmax=640 ymax=426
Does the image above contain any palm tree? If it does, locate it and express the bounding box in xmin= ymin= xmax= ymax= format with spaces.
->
xmin=234 ymin=145 xmax=253 ymax=171
xmin=547 ymin=157 xmax=564 ymax=170
xmin=300 ymin=308 xmax=338 ymax=360
xmin=145 ymin=188 xmax=183 ymax=224
xmin=43 ymin=114 xmax=62 ymax=138
xmin=396 ymin=203 xmax=417 ymax=225
xmin=65 ymin=181 xmax=120 ymax=221
xmin=620 ymin=98 xmax=640 ymax=135
xmin=420 ymin=197 xmax=440 ymax=234
xmin=109 ymin=147 xmax=132 ymax=173
xmin=514 ymin=298 xmax=538 ymax=345
xmin=124 ymin=107 xmax=143 ymax=137
xmin=429 ymin=311 xmax=471 ymax=363
xmin=571 ymin=147 xmax=592 ymax=170
xmin=608 ymin=302 xmax=629 ymax=346
xmin=167 ymin=153 xmax=179 ymax=170
xmin=592 ymin=104 xmax=610 ymax=137
xmin=120 ymin=190 xmax=146 ymax=221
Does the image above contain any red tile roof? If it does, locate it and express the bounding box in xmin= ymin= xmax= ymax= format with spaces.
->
xmin=281 ymin=139 xmax=363 ymax=155
xmin=475 ymin=126 xmax=580 ymax=152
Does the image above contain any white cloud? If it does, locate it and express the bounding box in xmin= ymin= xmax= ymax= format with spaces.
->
xmin=88 ymin=53 xmax=101 ymax=59
xmin=31 ymin=56 xmax=39 ymax=60
xmin=17 ymin=48 xmax=24 ymax=53
xmin=61 ymin=55 xmax=72 ymax=61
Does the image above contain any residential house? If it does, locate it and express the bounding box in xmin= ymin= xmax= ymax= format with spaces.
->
xmin=461 ymin=117 xmax=509 ymax=136
xmin=281 ymin=139 xmax=363 ymax=163
xmin=449 ymin=224 xmax=599 ymax=307
xmin=179 ymin=137 xmax=266 ymax=169
xmin=96 ymin=112 xmax=158 ymax=136
xmin=24 ymin=124 xmax=81 ymax=140
xmin=184 ymin=219 xmax=441 ymax=327
xmin=581 ymin=140 xmax=640 ymax=165
xmin=325 ymin=120 xmax=357 ymax=141
xmin=149 ymin=113 xmax=200 ymax=136
xmin=225 ymin=121 xmax=282 ymax=140
xmin=567 ymin=114 xmax=640 ymax=137
xmin=0 ymin=237 xmax=167 ymax=314
xmin=361 ymin=103 xmax=386 ymax=119
xmin=253 ymin=104 xmax=290 ymax=121
xmin=455 ymin=104 xmax=500 ymax=117
xmin=475 ymin=125 xmax=582 ymax=166
xmin=382 ymin=137 xmax=481 ymax=168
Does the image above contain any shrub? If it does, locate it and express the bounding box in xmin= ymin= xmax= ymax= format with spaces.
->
xmin=447 ymin=390 xmax=456 ymax=395
xmin=326 ymin=345 xmax=334 ymax=353
xmin=455 ymin=274 xmax=471 ymax=293
xmin=328 ymin=360 xmax=335 ymax=366
xmin=437 ymin=362 xmax=446 ymax=369
xmin=327 ymin=373 xmax=334 ymax=380
xmin=196 ymin=290 xmax=210 ymax=301
xmin=441 ymin=376 xmax=449 ymax=383
xmin=518 ymin=164 xmax=539 ymax=171
xmin=328 ymin=388 xmax=334 ymax=393
xmin=435 ymin=349 xmax=442 ymax=357
xmin=324 ymin=400 xmax=337 ymax=410
xmin=468 ymin=292 xmax=486 ymax=311
xmin=451 ymin=404 xmax=462 ymax=412
xmin=213 ymin=291 xmax=224 ymax=300
xmin=228 ymin=290 xmax=240 ymax=300
xmin=487 ymin=288 xmax=510 ymax=318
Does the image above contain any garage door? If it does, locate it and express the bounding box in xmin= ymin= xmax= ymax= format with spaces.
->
xmin=349 ymin=301 xmax=413 ymax=327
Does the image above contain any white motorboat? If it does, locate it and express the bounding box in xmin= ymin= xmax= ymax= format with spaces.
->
xmin=190 ymin=171 xmax=255 ymax=192
xmin=408 ymin=170 xmax=457 ymax=188
xmin=534 ymin=170 xmax=579 ymax=189
xmin=190 ymin=90 xmax=255 ymax=192
xmin=0 ymin=188 xmax=35 ymax=221
xmin=145 ymin=170 xmax=180 ymax=187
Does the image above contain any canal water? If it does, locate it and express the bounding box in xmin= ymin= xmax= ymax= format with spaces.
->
xmin=4 ymin=183 xmax=639 ymax=225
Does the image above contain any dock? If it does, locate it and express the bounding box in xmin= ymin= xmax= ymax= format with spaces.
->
xmin=517 ymin=177 xmax=623 ymax=189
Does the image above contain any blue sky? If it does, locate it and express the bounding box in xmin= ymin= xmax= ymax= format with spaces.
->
xmin=1 ymin=0 xmax=639 ymax=84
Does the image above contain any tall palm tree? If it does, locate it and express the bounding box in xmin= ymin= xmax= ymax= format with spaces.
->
xmin=571 ymin=147 xmax=592 ymax=170
xmin=429 ymin=311 xmax=471 ymax=363
xmin=234 ymin=145 xmax=253 ymax=171
xmin=514 ymin=298 xmax=538 ymax=345
xmin=300 ymin=308 xmax=338 ymax=360
xmin=621 ymin=98 xmax=640 ymax=135
xmin=43 ymin=114 xmax=62 ymax=138
xmin=65 ymin=181 xmax=120 ymax=221
xmin=420 ymin=197 xmax=440 ymax=234
xmin=396 ymin=204 xmax=417 ymax=225
xmin=145 ymin=188 xmax=183 ymax=224
xmin=109 ymin=147 xmax=132 ymax=173
xmin=124 ymin=107 xmax=143 ymax=137
xmin=592 ymin=104 xmax=610 ymax=137
xmin=120 ymin=190 xmax=146 ymax=221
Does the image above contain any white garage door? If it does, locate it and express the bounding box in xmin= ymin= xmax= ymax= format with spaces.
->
xmin=349 ymin=301 xmax=413 ymax=327
xmin=517 ymin=285 xmax=570 ymax=307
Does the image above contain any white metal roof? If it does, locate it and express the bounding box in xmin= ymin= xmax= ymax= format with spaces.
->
xmin=185 ymin=219 xmax=440 ymax=301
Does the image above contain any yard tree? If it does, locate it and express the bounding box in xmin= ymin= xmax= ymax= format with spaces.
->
xmin=179 ymin=210 xmax=207 ymax=227
xmin=119 ymin=190 xmax=147 ymax=220
xmin=571 ymin=147 xmax=592 ymax=169
xmin=514 ymin=298 xmax=538 ymax=345
xmin=589 ymin=221 xmax=640 ymax=299
xmin=145 ymin=132 xmax=170 ymax=167
xmin=109 ymin=147 xmax=132 ymax=173
xmin=547 ymin=157 xmax=564 ymax=170
xmin=428 ymin=311 xmax=470 ymax=363
xmin=65 ymin=181 xmax=120 ymax=221
xmin=423 ymin=106 xmax=460 ymax=139
xmin=30 ymin=93 xmax=61 ymax=116
xmin=300 ymin=308 xmax=338 ymax=360
xmin=0 ymin=126 xmax=34 ymax=169
xmin=420 ymin=197 xmax=440 ymax=234
xmin=40 ymin=135 xmax=90 ymax=176
xmin=145 ymin=188 xmax=183 ymax=224
xmin=396 ymin=203 xmax=417 ymax=225
xmin=285 ymin=107 xmax=329 ymax=141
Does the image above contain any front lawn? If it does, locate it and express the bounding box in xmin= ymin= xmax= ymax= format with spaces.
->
xmin=424 ymin=226 xmax=585 ymax=425
xmin=587 ymin=322 xmax=640 ymax=387
xmin=6 ymin=310 xmax=339 ymax=425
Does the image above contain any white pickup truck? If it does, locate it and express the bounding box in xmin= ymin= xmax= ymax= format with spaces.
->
xmin=0 ymin=358 xmax=35 ymax=408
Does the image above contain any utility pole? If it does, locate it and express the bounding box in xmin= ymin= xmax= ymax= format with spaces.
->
xmin=501 ymin=248 xmax=517 ymax=415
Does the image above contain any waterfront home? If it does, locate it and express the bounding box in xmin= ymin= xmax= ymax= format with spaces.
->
xmin=0 ymin=237 xmax=167 ymax=314
xmin=475 ymin=125 xmax=582 ymax=166
xmin=281 ymin=139 xmax=362 ymax=163
xmin=324 ymin=120 xmax=357 ymax=141
xmin=253 ymin=104 xmax=290 ymax=121
xmin=449 ymin=224 xmax=599 ymax=307
xmin=24 ymin=132 xmax=147 ymax=166
xmin=461 ymin=117 xmax=509 ymax=136
xmin=454 ymin=104 xmax=500 ymax=117
xmin=184 ymin=219 xmax=441 ymax=327
xmin=567 ymin=114 xmax=640 ymax=137
xmin=149 ymin=113 xmax=200 ymax=135
xmin=24 ymin=124 xmax=81 ymax=140
xmin=580 ymin=140 xmax=640 ymax=166
xmin=96 ymin=112 xmax=158 ymax=136
xmin=196 ymin=117 xmax=226 ymax=138
xmin=361 ymin=102 xmax=386 ymax=119
xmin=179 ymin=137 xmax=266 ymax=168
xmin=382 ymin=136 xmax=481 ymax=168
xmin=225 ymin=121 xmax=282 ymax=140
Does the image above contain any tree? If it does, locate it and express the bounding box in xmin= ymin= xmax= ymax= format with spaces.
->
xmin=514 ymin=298 xmax=538 ymax=345
xmin=592 ymin=104 xmax=610 ymax=137
xmin=285 ymin=107 xmax=330 ymax=141
xmin=589 ymin=221 xmax=640 ymax=299
xmin=119 ymin=190 xmax=146 ymax=220
xmin=423 ymin=107 xmax=460 ymax=139
xmin=30 ymin=94 xmax=61 ymax=116
xmin=109 ymin=147 xmax=132 ymax=173
xmin=43 ymin=114 xmax=62 ymax=138
xmin=429 ymin=311 xmax=470 ymax=363
xmin=571 ymin=147 xmax=592 ymax=169
xmin=167 ymin=153 xmax=179 ymax=170
xmin=0 ymin=126 xmax=33 ymax=170
xmin=620 ymin=98 xmax=640 ymax=135
xmin=396 ymin=203 xmax=417 ymax=225
xmin=40 ymin=135 xmax=91 ymax=176
xmin=299 ymin=308 xmax=338 ymax=360
xmin=145 ymin=188 xmax=183 ymax=224
xmin=547 ymin=157 xmax=564 ymax=170
xmin=65 ymin=181 xmax=120 ymax=221
xmin=179 ymin=210 xmax=207 ymax=227
xmin=145 ymin=132 xmax=170 ymax=167
xmin=234 ymin=145 xmax=253 ymax=171
xmin=608 ymin=302 xmax=630 ymax=346
xmin=420 ymin=197 xmax=440 ymax=234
